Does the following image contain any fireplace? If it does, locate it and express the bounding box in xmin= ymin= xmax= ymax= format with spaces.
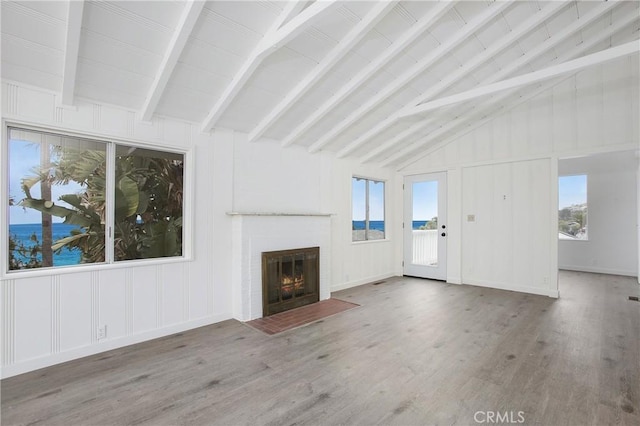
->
xmin=262 ymin=247 xmax=319 ymax=316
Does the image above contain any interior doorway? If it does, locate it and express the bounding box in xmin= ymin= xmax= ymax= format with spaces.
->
xmin=557 ymin=151 xmax=639 ymax=281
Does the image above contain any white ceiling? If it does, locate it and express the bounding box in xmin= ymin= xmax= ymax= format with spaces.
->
xmin=2 ymin=1 xmax=639 ymax=168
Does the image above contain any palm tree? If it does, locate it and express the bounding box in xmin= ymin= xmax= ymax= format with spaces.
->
xmin=19 ymin=145 xmax=183 ymax=265
xmin=8 ymin=196 xmax=43 ymax=270
xmin=39 ymin=141 xmax=53 ymax=266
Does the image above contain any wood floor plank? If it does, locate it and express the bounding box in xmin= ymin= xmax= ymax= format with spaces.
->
xmin=2 ymin=271 xmax=639 ymax=425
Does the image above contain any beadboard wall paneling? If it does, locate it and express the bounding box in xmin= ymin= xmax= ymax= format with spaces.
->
xmin=1 ymin=81 xmax=398 ymax=378
xmin=14 ymin=275 xmax=52 ymax=362
xmin=402 ymin=55 xmax=638 ymax=294
xmin=404 ymin=56 xmax=639 ymax=172
xmin=1 ymin=82 xmax=232 ymax=378
xmin=59 ymin=272 xmax=93 ymax=352
xmin=461 ymin=159 xmax=556 ymax=297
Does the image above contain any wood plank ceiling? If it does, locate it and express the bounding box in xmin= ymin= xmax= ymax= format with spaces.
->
xmin=2 ymin=1 xmax=639 ymax=169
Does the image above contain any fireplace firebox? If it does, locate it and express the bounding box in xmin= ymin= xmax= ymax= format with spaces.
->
xmin=262 ymin=247 xmax=319 ymax=316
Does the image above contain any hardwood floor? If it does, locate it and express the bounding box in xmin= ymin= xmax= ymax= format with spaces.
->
xmin=2 ymin=271 xmax=639 ymax=425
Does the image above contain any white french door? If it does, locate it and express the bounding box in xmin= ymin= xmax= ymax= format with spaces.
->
xmin=403 ymin=172 xmax=447 ymax=280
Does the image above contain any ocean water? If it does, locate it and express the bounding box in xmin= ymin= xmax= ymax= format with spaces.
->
xmin=9 ymin=223 xmax=82 ymax=266
xmin=352 ymin=220 xmax=433 ymax=231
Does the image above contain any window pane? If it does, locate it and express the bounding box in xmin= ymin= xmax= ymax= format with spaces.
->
xmin=352 ymin=177 xmax=385 ymax=242
xmin=412 ymin=181 xmax=438 ymax=265
xmin=8 ymin=127 xmax=107 ymax=270
xmin=352 ymin=177 xmax=366 ymax=241
xmin=114 ymin=145 xmax=184 ymax=260
xmin=368 ymin=180 xmax=385 ymax=240
xmin=559 ymin=175 xmax=587 ymax=240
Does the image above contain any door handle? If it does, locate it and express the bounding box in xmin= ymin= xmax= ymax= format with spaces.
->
xmin=441 ymin=232 xmax=446 ymax=237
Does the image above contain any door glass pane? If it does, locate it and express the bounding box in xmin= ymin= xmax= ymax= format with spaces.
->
xmin=412 ymin=181 xmax=438 ymax=266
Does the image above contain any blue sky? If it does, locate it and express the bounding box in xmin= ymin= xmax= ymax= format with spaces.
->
xmin=412 ymin=181 xmax=438 ymax=220
xmin=352 ymin=178 xmax=439 ymax=222
xmin=353 ymin=178 xmax=439 ymax=222
xmin=9 ymin=139 xmax=82 ymax=225
xmin=352 ymin=178 xmax=384 ymax=221
xmin=559 ymin=175 xmax=587 ymax=209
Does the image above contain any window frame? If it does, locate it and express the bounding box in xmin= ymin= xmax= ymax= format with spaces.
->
xmin=2 ymin=120 xmax=193 ymax=278
xmin=558 ymin=173 xmax=588 ymax=242
xmin=351 ymin=175 xmax=386 ymax=243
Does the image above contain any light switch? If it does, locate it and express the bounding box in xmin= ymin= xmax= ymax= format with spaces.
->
xmin=467 ymin=214 xmax=475 ymax=222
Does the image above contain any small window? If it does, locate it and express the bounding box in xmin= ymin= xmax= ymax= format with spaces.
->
xmin=352 ymin=177 xmax=385 ymax=241
xmin=7 ymin=126 xmax=185 ymax=272
xmin=558 ymin=175 xmax=587 ymax=240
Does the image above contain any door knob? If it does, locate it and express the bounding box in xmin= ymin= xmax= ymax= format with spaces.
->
xmin=441 ymin=232 xmax=446 ymax=237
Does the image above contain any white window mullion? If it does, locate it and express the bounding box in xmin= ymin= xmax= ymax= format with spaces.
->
xmin=105 ymin=142 xmax=116 ymax=264
xmin=365 ymin=180 xmax=370 ymax=241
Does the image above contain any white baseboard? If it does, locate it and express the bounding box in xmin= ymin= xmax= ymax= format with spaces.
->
xmin=1 ymin=313 xmax=232 ymax=379
xmin=447 ymin=277 xmax=462 ymax=285
xmin=462 ymin=279 xmax=559 ymax=298
xmin=559 ymin=265 xmax=638 ymax=277
xmin=331 ymin=273 xmax=395 ymax=293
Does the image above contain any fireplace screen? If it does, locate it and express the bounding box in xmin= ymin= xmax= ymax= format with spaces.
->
xmin=262 ymin=247 xmax=319 ymax=316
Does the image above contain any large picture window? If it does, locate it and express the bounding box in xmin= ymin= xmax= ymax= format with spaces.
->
xmin=352 ymin=177 xmax=385 ymax=242
xmin=7 ymin=126 xmax=185 ymax=272
xmin=558 ymin=174 xmax=587 ymax=240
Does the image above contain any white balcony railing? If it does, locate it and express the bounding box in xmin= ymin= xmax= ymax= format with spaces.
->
xmin=412 ymin=229 xmax=438 ymax=266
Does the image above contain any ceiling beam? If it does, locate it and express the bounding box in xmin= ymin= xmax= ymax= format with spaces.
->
xmin=272 ymin=0 xmax=307 ymax=31
xmin=395 ymin=85 xmax=550 ymax=171
xmin=279 ymin=1 xmax=456 ymax=148
xmin=392 ymin=19 xmax=640 ymax=170
xmin=399 ymin=40 xmax=639 ymax=118
xmin=248 ymin=1 xmax=398 ymax=143
xmin=60 ymin=0 xmax=85 ymax=107
xmin=261 ymin=1 xmax=336 ymax=54
xmin=200 ymin=1 xmax=337 ymax=133
xmin=311 ymin=0 xmax=511 ymax=155
xmin=338 ymin=0 xmax=568 ymax=159
xmin=360 ymin=0 xmax=617 ymax=164
xmin=140 ymin=1 xmax=205 ymax=122
xmin=483 ymin=0 xmax=620 ymax=89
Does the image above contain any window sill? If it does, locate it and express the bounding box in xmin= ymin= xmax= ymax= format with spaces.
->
xmin=351 ymin=238 xmax=391 ymax=245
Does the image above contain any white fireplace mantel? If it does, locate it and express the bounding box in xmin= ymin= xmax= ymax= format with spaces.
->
xmin=229 ymin=214 xmax=331 ymax=321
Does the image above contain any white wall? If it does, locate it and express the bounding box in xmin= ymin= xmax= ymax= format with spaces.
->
xmin=404 ymin=56 xmax=639 ymax=172
xmin=1 ymin=83 xmax=232 ymax=378
xmin=558 ymin=151 xmax=638 ymax=276
xmin=227 ymin=131 xmax=398 ymax=293
xmin=402 ymin=55 xmax=639 ymax=295
xmin=462 ymin=159 xmax=557 ymax=297
xmin=326 ymin=157 xmax=399 ymax=291
xmin=1 ymin=82 xmax=398 ymax=377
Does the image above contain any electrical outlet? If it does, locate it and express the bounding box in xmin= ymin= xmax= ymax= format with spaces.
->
xmin=467 ymin=214 xmax=475 ymax=222
xmin=97 ymin=325 xmax=107 ymax=340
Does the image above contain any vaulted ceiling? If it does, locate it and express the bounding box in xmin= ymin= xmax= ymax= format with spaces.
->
xmin=2 ymin=1 xmax=639 ymax=169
